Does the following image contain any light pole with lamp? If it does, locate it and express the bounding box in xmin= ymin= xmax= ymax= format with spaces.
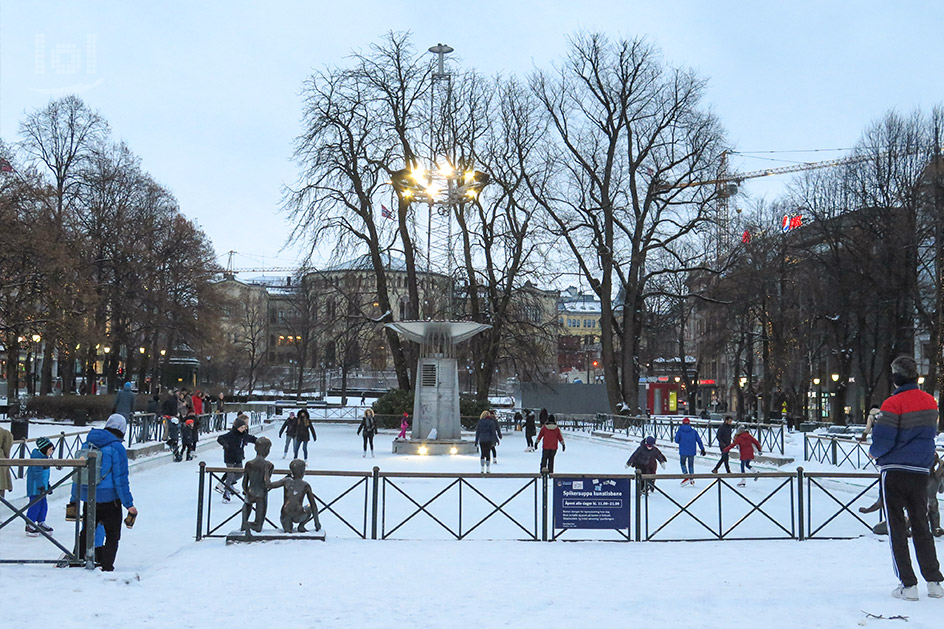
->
xmin=812 ymin=377 xmax=821 ymax=421
xmin=830 ymin=372 xmax=840 ymax=422
xmin=30 ymin=334 xmax=41 ymax=396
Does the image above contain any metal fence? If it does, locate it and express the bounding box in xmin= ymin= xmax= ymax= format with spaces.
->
xmin=0 ymin=455 xmax=101 ymax=568
xmin=194 ymin=464 xmax=881 ymax=543
xmin=595 ymin=415 xmax=786 ymax=455
xmin=5 ymin=431 xmax=88 ymax=479
xmin=803 ymin=434 xmax=878 ymax=470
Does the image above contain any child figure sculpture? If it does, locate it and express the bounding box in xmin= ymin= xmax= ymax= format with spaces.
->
xmin=241 ymin=437 xmax=274 ymax=533
xmin=269 ymin=458 xmax=322 ymax=534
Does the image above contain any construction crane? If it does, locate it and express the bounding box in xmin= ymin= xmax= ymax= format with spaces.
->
xmin=223 ymin=250 xmax=298 ymax=276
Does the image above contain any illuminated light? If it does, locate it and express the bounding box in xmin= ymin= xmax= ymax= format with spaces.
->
xmin=831 ymin=373 xmax=839 ymax=382
xmin=812 ymin=377 xmax=820 ymax=385
xmin=449 ymin=447 xmax=458 ymax=455
xmin=411 ymin=167 xmax=425 ymax=181
xmin=464 ymin=170 xmax=475 ymax=183
xmin=438 ymin=162 xmax=454 ymax=177
xmin=466 ymin=189 xmax=478 ymax=198
xmin=95 ymin=344 xmax=100 ymax=350
xmin=424 ymin=184 xmax=439 ymax=196
xmin=103 ymin=346 xmax=111 ymax=354
xmin=160 ymin=349 xmax=167 ymax=356
xmin=418 ymin=446 xmax=428 ymax=455
xmin=674 ymin=376 xmax=681 ymax=383
xmin=402 ymin=189 xmax=413 ymax=198
xmin=17 ymin=336 xmax=24 ymax=343
xmin=139 ymin=347 xmax=146 ymax=354
xmin=31 ymin=334 xmax=41 ymax=343
xmin=75 ymin=343 xmax=81 ymax=350
xmin=918 ymin=376 xmax=926 ymax=385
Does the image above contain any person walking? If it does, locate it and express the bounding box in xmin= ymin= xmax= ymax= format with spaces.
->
xmin=535 ymin=414 xmax=565 ymax=473
xmin=293 ymin=406 xmax=317 ymax=460
xmin=279 ymin=412 xmax=298 ymax=459
xmin=474 ymin=410 xmax=500 ymax=474
xmin=25 ymin=437 xmax=55 ymax=535
xmin=724 ymin=426 xmax=762 ymax=487
xmin=216 ymin=415 xmax=257 ymax=503
xmin=0 ymin=425 xmax=13 ymax=499
xmin=112 ymin=381 xmax=135 ymax=423
xmin=357 ymin=409 xmax=378 ymax=457
xmin=524 ymin=409 xmax=537 ymax=452
xmin=75 ymin=414 xmax=137 ymax=572
xmin=869 ymin=355 xmax=944 ymax=601
xmin=711 ymin=416 xmax=735 ymax=474
xmin=491 ymin=413 xmax=502 ymax=464
xmin=674 ymin=417 xmax=706 ymax=486
xmin=181 ymin=417 xmax=197 ymax=461
xmin=626 ymin=436 xmax=667 ymax=494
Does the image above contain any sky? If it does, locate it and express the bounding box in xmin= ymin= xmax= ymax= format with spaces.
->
xmin=1 ymin=1 xmax=942 ymax=275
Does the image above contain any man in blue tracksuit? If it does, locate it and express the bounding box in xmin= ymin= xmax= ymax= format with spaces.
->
xmin=74 ymin=414 xmax=137 ymax=572
xmin=870 ymin=355 xmax=943 ymax=601
xmin=674 ymin=418 xmax=706 ymax=486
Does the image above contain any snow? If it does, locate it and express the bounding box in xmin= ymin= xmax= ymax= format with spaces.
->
xmin=2 ymin=422 xmax=943 ymax=628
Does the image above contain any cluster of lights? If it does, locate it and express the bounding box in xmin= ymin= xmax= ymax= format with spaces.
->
xmin=390 ymin=163 xmax=490 ymax=205
xmin=415 ymin=445 xmax=461 ymax=456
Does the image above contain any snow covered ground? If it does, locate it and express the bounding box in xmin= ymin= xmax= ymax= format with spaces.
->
xmin=2 ymin=421 xmax=943 ymax=627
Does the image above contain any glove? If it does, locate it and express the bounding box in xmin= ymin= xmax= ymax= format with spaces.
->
xmin=561 ymin=444 xmax=566 ymax=452
xmin=660 ymin=462 xmax=666 ymax=470
xmin=700 ymin=450 xmax=706 ymax=457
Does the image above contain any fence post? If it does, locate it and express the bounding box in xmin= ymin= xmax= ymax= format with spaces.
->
xmin=779 ymin=423 xmax=785 ymax=455
xmin=634 ymin=469 xmax=643 ymax=542
xmin=196 ymin=461 xmax=206 ymax=541
xmin=797 ymin=466 xmax=805 ymax=541
xmin=830 ymin=439 xmax=838 ymax=466
xmin=541 ymin=470 xmax=548 ymax=542
xmin=85 ymin=451 xmax=98 ymax=569
xmin=803 ymin=435 xmax=808 ymax=462
xmin=371 ymin=466 xmax=380 ymax=540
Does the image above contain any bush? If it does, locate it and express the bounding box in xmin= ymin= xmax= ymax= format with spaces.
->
xmin=372 ymin=389 xmax=413 ymax=417
xmin=25 ymin=394 xmax=149 ymax=422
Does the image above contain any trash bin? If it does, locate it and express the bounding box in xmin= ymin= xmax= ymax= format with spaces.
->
xmin=797 ymin=421 xmax=817 ymax=432
xmin=275 ymin=405 xmax=283 ymax=416
xmin=73 ymin=408 xmax=88 ymax=427
xmin=10 ymin=415 xmax=28 ymax=441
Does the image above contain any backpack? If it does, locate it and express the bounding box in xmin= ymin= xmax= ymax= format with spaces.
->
xmin=72 ymin=442 xmax=111 ymax=498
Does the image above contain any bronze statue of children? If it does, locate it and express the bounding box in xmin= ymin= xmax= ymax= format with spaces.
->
xmin=269 ymin=458 xmax=321 ymax=533
xmin=241 ymin=437 xmax=274 ymax=533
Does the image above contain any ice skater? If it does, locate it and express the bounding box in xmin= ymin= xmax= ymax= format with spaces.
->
xmin=279 ymin=412 xmax=297 ymax=459
xmin=216 ymin=415 xmax=257 ymax=503
xmin=397 ymin=413 xmax=409 ymax=439
xmin=674 ymin=417 xmax=706 ymax=486
xmin=535 ymin=414 xmax=565 ymax=473
xmin=357 ymin=409 xmax=378 ymax=457
xmin=625 ymin=436 xmax=667 ymax=494
xmin=724 ymin=426 xmax=762 ymax=487
xmin=711 ymin=415 xmax=735 ymax=474
xmin=181 ymin=416 xmax=197 ymax=461
xmin=524 ymin=409 xmax=536 ymax=451
xmin=475 ymin=410 xmax=500 ymax=474
xmin=25 ymin=437 xmax=55 ymax=536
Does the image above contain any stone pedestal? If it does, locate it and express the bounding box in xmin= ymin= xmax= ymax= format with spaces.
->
xmin=391 ymin=438 xmax=478 ymax=456
xmin=225 ymin=529 xmax=326 ymax=544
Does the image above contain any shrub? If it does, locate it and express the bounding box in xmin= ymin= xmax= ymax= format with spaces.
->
xmin=26 ymin=394 xmax=149 ymax=422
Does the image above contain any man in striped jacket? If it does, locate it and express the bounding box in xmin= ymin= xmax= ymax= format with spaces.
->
xmin=870 ymin=355 xmax=944 ymax=601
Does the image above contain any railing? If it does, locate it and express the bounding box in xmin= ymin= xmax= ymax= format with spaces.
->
xmin=126 ymin=411 xmax=261 ymax=447
xmin=803 ymin=434 xmax=877 ymax=470
xmin=194 ymin=464 xmax=882 ymax=542
xmin=598 ymin=414 xmax=786 ymax=455
xmin=6 ymin=431 xmax=89 ymax=479
xmin=0 ymin=455 xmax=100 ymax=568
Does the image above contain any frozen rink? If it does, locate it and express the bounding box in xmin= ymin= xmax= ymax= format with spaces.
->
xmin=2 ymin=422 xmax=944 ymax=628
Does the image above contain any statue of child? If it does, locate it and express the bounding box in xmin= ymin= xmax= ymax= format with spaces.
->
xmin=269 ymin=458 xmax=322 ymax=533
xmin=241 ymin=437 xmax=274 ymax=533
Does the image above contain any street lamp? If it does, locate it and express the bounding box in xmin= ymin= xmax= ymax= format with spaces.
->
xmin=812 ymin=377 xmax=821 ymax=420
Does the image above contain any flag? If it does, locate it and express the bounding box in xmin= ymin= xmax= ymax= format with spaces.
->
xmin=742 ymin=230 xmax=750 ymax=243
xmin=381 ymin=204 xmax=393 ymax=220
xmin=0 ymin=158 xmax=12 ymax=173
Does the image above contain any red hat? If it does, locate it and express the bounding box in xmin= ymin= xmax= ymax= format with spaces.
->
xmin=682 ymin=417 xmax=691 ymax=424
xmin=185 ymin=419 xmax=194 ymax=426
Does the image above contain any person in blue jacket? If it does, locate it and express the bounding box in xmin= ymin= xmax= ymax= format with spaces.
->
xmin=674 ymin=417 xmax=706 ymax=486
xmin=75 ymin=413 xmax=138 ymax=572
xmin=25 ymin=436 xmax=55 ymax=536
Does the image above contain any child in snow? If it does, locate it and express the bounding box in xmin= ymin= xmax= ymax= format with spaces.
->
xmin=397 ymin=414 xmax=409 ymax=440
xmin=181 ymin=416 xmax=197 ymax=461
xmin=625 ymin=436 xmax=667 ymax=494
xmin=167 ymin=416 xmax=182 ymax=462
xmin=25 ymin=437 xmax=55 ymax=536
xmin=724 ymin=426 xmax=762 ymax=487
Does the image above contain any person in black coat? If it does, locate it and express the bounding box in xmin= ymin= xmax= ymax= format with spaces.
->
xmin=292 ymin=408 xmax=317 ymax=460
xmin=216 ymin=415 xmax=257 ymax=502
xmin=181 ymin=416 xmax=197 ymax=461
xmin=357 ymin=409 xmax=378 ymax=458
xmin=711 ymin=415 xmax=735 ymax=474
xmin=279 ymin=412 xmax=298 ymax=459
xmin=524 ymin=410 xmax=537 ymax=452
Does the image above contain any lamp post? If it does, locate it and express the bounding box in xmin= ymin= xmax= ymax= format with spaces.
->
xmin=812 ymin=377 xmax=821 ymax=421
xmin=30 ymin=334 xmax=41 ymax=396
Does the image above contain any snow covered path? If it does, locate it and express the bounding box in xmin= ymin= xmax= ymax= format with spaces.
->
xmin=2 ymin=422 xmax=943 ymax=627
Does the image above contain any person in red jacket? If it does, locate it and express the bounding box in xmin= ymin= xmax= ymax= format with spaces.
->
xmin=723 ymin=426 xmax=762 ymax=487
xmin=535 ymin=414 xmax=565 ymax=473
xmin=192 ymin=390 xmax=204 ymax=416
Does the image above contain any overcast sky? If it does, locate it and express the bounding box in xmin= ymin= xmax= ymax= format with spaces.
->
xmin=2 ymin=1 xmax=942 ymax=274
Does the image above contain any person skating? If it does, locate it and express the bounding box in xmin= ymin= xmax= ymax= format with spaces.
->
xmin=216 ymin=415 xmax=257 ymax=503
xmin=625 ymin=436 xmax=667 ymax=494
xmin=181 ymin=416 xmax=197 ymax=461
xmin=357 ymin=409 xmax=378 ymax=457
xmin=491 ymin=412 xmax=502 ymax=464
xmin=869 ymin=355 xmax=944 ymax=601
xmin=535 ymin=414 xmax=565 ymax=474
xmin=711 ymin=416 xmax=735 ymax=474
xmin=25 ymin=437 xmax=55 ymax=536
xmin=524 ymin=410 xmax=537 ymax=452
xmin=474 ymin=410 xmax=500 ymax=474
xmin=279 ymin=412 xmax=297 ymax=459
xmin=397 ymin=414 xmax=409 ymax=440
xmin=74 ymin=414 xmax=137 ymax=572
xmin=674 ymin=417 xmax=706 ymax=486
xmin=723 ymin=426 xmax=762 ymax=487
xmin=293 ymin=406 xmax=317 ymax=460
xmin=166 ymin=415 xmax=182 ymax=462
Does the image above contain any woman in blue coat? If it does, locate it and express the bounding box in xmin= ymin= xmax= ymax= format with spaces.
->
xmin=674 ymin=418 xmax=706 ymax=486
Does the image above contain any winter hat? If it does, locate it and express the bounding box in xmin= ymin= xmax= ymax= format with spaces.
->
xmin=736 ymin=425 xmax=748 ymax=434
xmin=682 ymin=417 xmax=691 ymax=424
xmin=36 ymin=437 xmax=53 ymax=454
xmin=185 ymin=419 xmax=194 ymax=426
xmin=123 ymin=381 xmax=132 ymax=391
xmin=233 ymin=417 xmax=248 ymax=431
xmin=105 ymin=413 xmax=128 ymax=435
xmin=170 ymin=416 xmax=180 ymax=425
xmin=645 ymin=436 xmax=656 ymax=446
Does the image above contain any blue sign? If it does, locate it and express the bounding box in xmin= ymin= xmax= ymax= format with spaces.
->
xmin=553 ymin=477 xmax=630 ymax=530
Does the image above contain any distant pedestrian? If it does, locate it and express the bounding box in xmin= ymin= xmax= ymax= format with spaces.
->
xmin=216 ymin=415 xmax=257 ymax=503
xmin=25 ymin=437 xmax=55 ymax=536
xmin=145 ymin=394 xmax=160 ymax=416
xmin=857 ymin=404 xmax=881 ymax=442
xmin=539 ymin=408 xmax=549 ymax=426
xmin=674 ymin=417 xmax=706 ymax=486
xmin=279 ymin=412 xmax=297 ymax=459
xmin=524 ymin=410 xmax=537 ymax=452
xmin=724 ymin=426 xmax=762 ymax=487
xmin=181 ymin=416 xmax=197 ymax=461
xmin=166 ymin=416 xmax=182 ymax=462
xmin=474 ymin=410 xmax=500 ymax=474
xmin=535 ymin=414 xmax=565 ymax=473
xmin=112 ymin=381 xmax=135 ymax=422
xmin=711 ymin=416 xmax=735 ymax=474
xmin=626 ymin=436 xmax=667 ymax=494
xmin=491 ymin=412 xmax=502 ymax=464
xmin=192 ymin=390 xmax=204 ymax=416
xmin=869 ymin=355 xmax=943 ymax=601
xmin=0 ymin=426 xmax=13 ymax=499
xmin=397 ymin=414 xmax=409 ymax=439
xmin=357 ymin=409 xmax=377 ymax=457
